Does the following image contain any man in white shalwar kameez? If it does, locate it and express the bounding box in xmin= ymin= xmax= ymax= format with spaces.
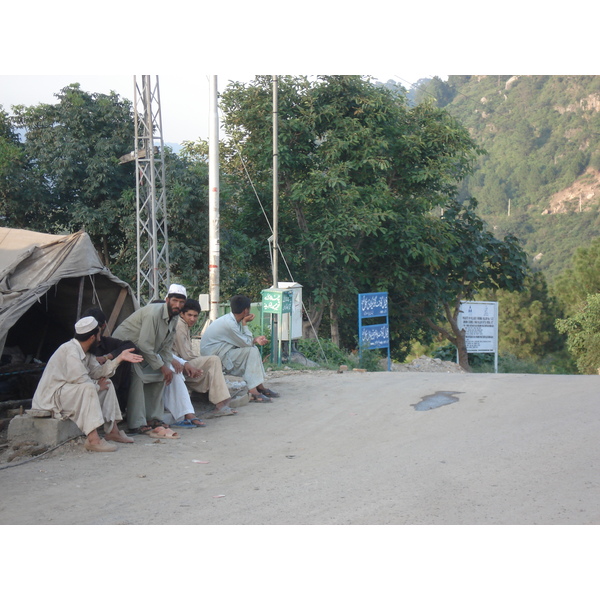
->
xmin=32 ymin=316 xmax=143 ymax=452
xmin=200 ymin=295 xmax=280 ymax=403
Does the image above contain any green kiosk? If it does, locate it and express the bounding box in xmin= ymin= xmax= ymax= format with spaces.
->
xmin=261 ymin=288 xmax=293 ymax=365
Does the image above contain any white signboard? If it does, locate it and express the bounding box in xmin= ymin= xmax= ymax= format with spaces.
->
xmin=458 ymin=301 xmax=498 ymax=353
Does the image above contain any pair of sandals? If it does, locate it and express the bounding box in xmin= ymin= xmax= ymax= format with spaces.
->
xmin=249 ymin=387 xmax=280 ymax=403
xmin=129 ymin=420 xmax=180 ymax=439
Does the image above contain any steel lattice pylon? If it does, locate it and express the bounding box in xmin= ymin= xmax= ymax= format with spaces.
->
xmin=134 ymin=75 xmax=170 ymax=305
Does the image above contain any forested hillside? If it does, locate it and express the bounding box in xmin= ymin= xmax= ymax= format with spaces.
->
xmin=407 ymin=75 xmax=600 ymax=282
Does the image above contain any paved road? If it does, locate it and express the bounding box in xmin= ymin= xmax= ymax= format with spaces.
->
xmin=1 ymin=370 xmax=599 ymax=525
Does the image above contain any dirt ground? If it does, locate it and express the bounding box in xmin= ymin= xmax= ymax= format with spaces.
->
xmin=1 ymin=358 xmax=600 ymax=526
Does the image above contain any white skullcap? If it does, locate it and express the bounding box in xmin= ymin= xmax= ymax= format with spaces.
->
xmin=167 ymin=283 xmax=187 ymax=297
xmin=75 ymin=316 xmax=98 ymax=335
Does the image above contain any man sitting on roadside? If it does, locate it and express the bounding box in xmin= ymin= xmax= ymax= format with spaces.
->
xmin=168 ymin=298 xmax=238 ymax=420
xmin=112 ymin=284 xmax=199 ymax=438
xmin=200 ymin=295 xmax=279 ymax=403
xmin=31 ymin=316 xmax=143 ymax=452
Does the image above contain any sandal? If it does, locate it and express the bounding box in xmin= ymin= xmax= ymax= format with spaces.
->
xmin=172 ymin=418 xmax=207 ymax=428
xmin=148 ymin=418 xmax=167 ymax=429
xmin=259 ymin=387 xmax=280 ymax=398
xmin=146 ymin=426 xmax=180 ymax=439
xmin=127 ymin=425 xmax=153 ymax=435
xmin=205 ymin=406 xmax=237 ymax=418
xmin=172 ymin=419 xmax=196 ymax=428
xmin=249 ymin=392 xmax=272 ymax=403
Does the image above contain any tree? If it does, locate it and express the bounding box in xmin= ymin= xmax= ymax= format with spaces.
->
xmin=219 ymin=76 xmax=483 ymax=353
xmin=556 ymin=294 xmax=600 ymax=374
xmin=395 ymin=198 xmax=529 ymax=370
xmin=486 ymin=271 xmax=564 ymax=359
xmin=553 ymin=237 xmax=600 ymax=315
xmin=12 ymin=84 xmax=136 ymax=268
xmin=0 ymin=106 xmax=47 ymax=228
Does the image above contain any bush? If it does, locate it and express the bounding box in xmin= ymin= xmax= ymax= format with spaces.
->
xmin=295 ymin=338 xmax=352 ymax=369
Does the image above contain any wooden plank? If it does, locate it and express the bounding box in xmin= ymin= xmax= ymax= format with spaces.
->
xmin=106 ymin=287 xmax=128 ymax=335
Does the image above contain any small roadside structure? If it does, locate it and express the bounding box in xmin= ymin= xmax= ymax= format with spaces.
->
xmin=0 ymin=227 xmax=138 ymax=408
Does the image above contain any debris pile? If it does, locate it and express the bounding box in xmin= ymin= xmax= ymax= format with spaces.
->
xmin=390 ymin=355 xmax=465 ymax=373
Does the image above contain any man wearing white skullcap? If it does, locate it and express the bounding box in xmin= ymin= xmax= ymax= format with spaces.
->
xmin=32 ymin=317 xmax=144 ymax=452
xmin=112 ymin=284 xmax=191 ymax=437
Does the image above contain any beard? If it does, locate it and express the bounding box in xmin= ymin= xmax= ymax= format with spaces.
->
xmin=89 ymin=341 xmax=99 ymax=354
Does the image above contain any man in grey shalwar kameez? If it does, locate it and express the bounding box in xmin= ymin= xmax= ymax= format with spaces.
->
xmin=112 ymin=284 xmax=187 ymax=434
xmin=32 ymin=316 xmax=143 ymax=452
xmin=200 ymin=295 xmax=280 ymax=403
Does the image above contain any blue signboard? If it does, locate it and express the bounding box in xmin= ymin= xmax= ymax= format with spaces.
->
xmin=358 ymin=292 xmax=391 ymax=370
xmin=359 ymin=292 xmax=389 ymax=318
xmin=360 ymin=324 xmax=390 ymax=349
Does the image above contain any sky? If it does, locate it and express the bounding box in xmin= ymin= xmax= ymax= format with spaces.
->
xmin=0 ymin=73 xmax=438 ymax=146
xmin=3 ymin=3 xmax=597 ymax=148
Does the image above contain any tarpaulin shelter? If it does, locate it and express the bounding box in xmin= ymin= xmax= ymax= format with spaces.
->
xmin=0 ymin=227 xmax=139 ymax=364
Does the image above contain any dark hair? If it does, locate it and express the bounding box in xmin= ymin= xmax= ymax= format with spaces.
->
xmin=74 ymin=327 xmax=100 ymax=342
xmin=182 ymin=299 xmax=201 ymax=313
xmin=230 ymin=295 xmax=251 ymax=314
xmin=82 ymin=307 xmax=106 ymax=327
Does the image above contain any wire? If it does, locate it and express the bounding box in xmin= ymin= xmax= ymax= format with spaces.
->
xmin=0 ymin=434 xmax=83 ymax=471
xmin=234 ymin=144 xmax=328 ymax=363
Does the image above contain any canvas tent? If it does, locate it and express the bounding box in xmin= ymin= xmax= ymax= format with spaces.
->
xmin=0 ymin=227 xmax=139 ymax=364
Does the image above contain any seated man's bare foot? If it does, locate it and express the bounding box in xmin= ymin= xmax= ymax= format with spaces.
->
xmin=105 ymin=429 xmax=134 ymax=444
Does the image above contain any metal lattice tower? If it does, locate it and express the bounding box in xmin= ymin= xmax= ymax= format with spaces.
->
xmin=133 ymin=75 xmax=170 ymax=304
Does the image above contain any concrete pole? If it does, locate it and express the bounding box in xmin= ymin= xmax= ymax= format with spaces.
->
xmin=209 ymin=75 xmax=220 ymax=323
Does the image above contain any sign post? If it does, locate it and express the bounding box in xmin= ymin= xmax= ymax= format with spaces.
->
xmin=358 ymin=292 xmax=391 ymax=371
xmin=457 ymin=301 xmax=499 ymax=373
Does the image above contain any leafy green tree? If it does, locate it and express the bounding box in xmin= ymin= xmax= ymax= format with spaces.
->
xmin=412 ymin=76 xmax=456 ymax=107
xmin=485 ymin=271 xmax=565 ymax=359
xmin=553 ymin=237 xmax=600 ymax=314
xmin=219 ymin=76 xmax=482 ymax=354
xmin=556 ymin=294 xmax=600 ymax=373
xmin=395 ymin=198 xmax=528 ymax=370
xmin=0 ymin=106 xmax=47 ymax=228
xmin=12 ymin=84 xmax=136 ymax=266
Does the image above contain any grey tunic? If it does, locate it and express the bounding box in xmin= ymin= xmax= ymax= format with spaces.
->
xmin=113 ymin=303 xmax=178 ymax=429
xmin=200 ymin=312 xmax=265 ymax=390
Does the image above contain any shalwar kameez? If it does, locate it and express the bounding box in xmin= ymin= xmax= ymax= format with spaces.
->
xmin=200 ymin=312 xmax=265 ymax=391
xmin=173 ymin=316 xmax=231 ymax=406
xmin=32 ymin=339 xmax=122 ymax=435
xmin=113 ymin=302 xmax=178 ymax=430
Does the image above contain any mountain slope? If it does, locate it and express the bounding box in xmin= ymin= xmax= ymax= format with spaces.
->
xmin=431 ymin=75 xmax=600 ymax=282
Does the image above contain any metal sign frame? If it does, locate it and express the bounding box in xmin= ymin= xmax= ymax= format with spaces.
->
xmin=358 ymin=292 xmax=391 ymax=371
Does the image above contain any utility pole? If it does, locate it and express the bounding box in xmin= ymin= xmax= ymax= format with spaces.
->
xmin=208 ymin=76 xmax=220 ymax=323
xmin=272 ymin=76 xmax=279 ymax=288
xmin=271 ymin=75 xmax=280 ymax=363
xmin=132 ymin=75 xmax=170 ymax=305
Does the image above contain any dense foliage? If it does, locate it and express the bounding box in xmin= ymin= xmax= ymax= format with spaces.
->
xmin=218 ymin=76 xmax=528 ymax=367
xmin=556 ymin=294 xmax=600 ymax=374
